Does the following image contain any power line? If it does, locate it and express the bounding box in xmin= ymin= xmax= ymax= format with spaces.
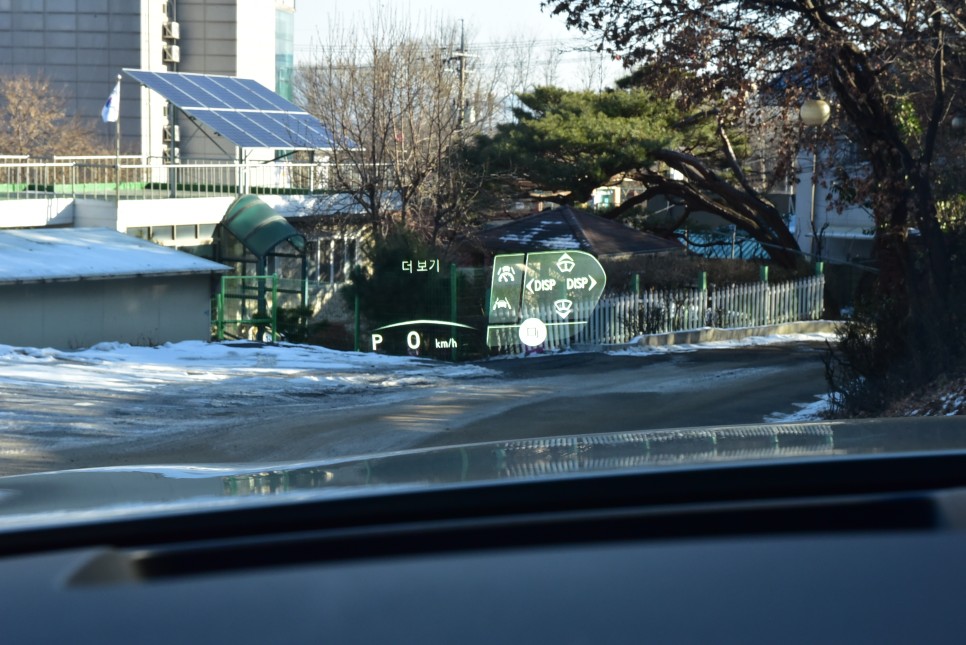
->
xmin=294 ymin=37 xmax=599 ymax=57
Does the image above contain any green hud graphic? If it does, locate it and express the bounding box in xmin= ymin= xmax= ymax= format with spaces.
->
xmin=486 ymin=250 xmax=606 ymax=348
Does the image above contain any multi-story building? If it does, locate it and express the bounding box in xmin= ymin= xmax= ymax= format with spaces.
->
xmin=0 ymin=0 xmax=296 ymax=162
xmin=793 ymin=148 xmax=875 ymax=266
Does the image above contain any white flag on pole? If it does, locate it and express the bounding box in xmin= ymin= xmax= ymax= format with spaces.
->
xmin=101 ymin=81 xmax=120 ymax=123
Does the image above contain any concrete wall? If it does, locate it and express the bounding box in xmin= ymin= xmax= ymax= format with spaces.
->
xmin=117 ymin=196 xmax=233 ymax=229
xmin=178 ymin=0 xmax=237 ymax=77
xmin=176 ymin=0 xmax=277 ymax=162
xmin=73 ymin=198 xmax=118 ymax=228
xmin=236 ymin=0 xmax=277 ymax=91
xmin=0 ymin=198 xmax=75 ymax=228
xmin=159 ymin=0 xmax=237 ymax=161
xmin=3 ymin=195 xmax=236 ymax=233
xmin=116 ymin=196 xmax=234 ymax=247
xmin=0 ymin=273 xmax=216 ymax=349
xmin=139 ymin=0 xmax=170 ymax=163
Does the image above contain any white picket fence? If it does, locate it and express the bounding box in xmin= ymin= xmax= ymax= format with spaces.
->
xmin=493 ymin=274 xmax=825 ymax=353
xmin=709 ymin=276 xmax=825 ymax=328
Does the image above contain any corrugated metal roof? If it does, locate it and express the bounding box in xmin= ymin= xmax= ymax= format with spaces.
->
xmin=0 ymin=228 xmax=231 ymax=285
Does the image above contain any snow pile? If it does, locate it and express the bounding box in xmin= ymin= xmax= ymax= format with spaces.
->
xmin=609 ymin=331 xmax=838 ymax=356
xmin=0 ymin=341 xmax=500 ymax=464
xmin=764 ymin=395 xmax=832 ymax=423
xmin=0 ymin=228 xmax=227 ymax=283
xmin=0 ymin=340 xmax=494 ymax=394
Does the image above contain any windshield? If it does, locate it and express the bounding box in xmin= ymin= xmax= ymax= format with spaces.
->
xmin=0 ymin=0 xmax=963 ymax=503
xmin=6 ymin=8 xmax=966 ymax=645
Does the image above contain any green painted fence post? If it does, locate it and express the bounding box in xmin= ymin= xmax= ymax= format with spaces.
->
xmin=271 ymin=275 xmax=279 ymax=343
xmin=354 ymin=292 xmax=360 ymax=352
xmin=698 ymin=271 xmax=708 ymax=328
xmin=216 ymin=292 xmax=224 ymax=341
xmin=814 ymin=261 xmax=824 ymax=276
xmin=760 ymin=265 xmax=769 ymax=282
xmin=450 ymin=262 xmax=458 ymax=362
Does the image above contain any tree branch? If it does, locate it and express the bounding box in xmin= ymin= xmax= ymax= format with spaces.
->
xmin=922 ymin=11 xmax=946 ymax=168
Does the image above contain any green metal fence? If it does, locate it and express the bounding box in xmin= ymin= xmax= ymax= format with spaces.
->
xmin=214 ymin=275 xmax=279 ymax=342
xmin=354 ymin=264 xmax=489 ymax=361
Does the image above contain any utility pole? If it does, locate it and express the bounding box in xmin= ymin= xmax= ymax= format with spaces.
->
xmin=449 ymin=20 xmax=470 ymax=130
xmin=458 ymin=20 xmax=466 ymax=129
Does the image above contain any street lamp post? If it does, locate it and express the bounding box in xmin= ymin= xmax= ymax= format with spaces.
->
xmin=801 ymin=99 xmax=831 ymax=259
xmin=801 ymin=99 xmax=831 ymax=127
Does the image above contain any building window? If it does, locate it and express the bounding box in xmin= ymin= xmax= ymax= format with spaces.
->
xmin=175 ymin=224 xmax=197 ymax=243
xmin=151 ymin=225 xmax=174 ymax=243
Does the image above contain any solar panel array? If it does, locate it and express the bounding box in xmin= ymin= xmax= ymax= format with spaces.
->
xmin=123 ymin=69 xmax=335 ymax=150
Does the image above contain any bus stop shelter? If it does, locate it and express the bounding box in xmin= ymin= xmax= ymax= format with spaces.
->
xmin=215 ymin=194 xmax=308 ymax=340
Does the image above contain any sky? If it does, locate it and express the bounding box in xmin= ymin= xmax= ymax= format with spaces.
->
xmin=293 ymin=0 xmax=574 ymax=48
xmin=292 ymin=0 xmax=625 ymax=90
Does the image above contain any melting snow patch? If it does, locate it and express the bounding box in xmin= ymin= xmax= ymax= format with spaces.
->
xmin=764 ymin=395 xmax=830 ymax=423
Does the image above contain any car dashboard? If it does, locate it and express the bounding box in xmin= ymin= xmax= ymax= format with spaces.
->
xmin=2 ymin=428 xmax=966 ymax=644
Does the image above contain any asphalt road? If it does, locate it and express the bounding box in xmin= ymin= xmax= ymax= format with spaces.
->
xmin=0 ymin=343 xmax=830 ymax=475
xmin=119 ymin=343 xmax=830 ymax=465
xmin=412 ymin=344 xmax=830 ymax=447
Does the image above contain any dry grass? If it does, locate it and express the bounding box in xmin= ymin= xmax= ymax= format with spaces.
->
xmin=880 ymin=373 xmax=966 ymax=417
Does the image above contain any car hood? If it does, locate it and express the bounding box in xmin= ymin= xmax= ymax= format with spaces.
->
xmin=0 ymin=416 xmax=964 ymax=532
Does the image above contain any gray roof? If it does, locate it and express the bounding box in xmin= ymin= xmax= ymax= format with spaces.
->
xmin=0 ymin=228 xmax=231 ymax=285
xmin=476 ymin=206 xmax=683 ymax=257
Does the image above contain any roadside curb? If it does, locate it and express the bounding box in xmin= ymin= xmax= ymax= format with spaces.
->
xmin=606 ymin=320 xmax=843 ymax=350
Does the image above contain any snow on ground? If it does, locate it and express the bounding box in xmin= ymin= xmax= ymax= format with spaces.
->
xmin=887 ymin=373 xmax=966 ymax=417
xmin=0 ymin=333 xmax=837 ymax=395
xmin=0 ymin=332 xmax=838 ymax=469
xmin=0 ymin=340 xmax=493 ymax=393
xmin=608 ymin=331 xmax=839 ymax=357
xmin=763 ymin=395 xmax=833 ymax=423
xmin=0 ymin=341 xmax=498 ymax=458
xmin=1 ymin=332 xmax=956 ymax=479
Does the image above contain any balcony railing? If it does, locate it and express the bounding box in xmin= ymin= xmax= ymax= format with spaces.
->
xmin=0 ymin=157 xmax=366 ymax=200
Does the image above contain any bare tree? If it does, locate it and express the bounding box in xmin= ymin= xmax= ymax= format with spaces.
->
xmin=294 ymin=10 xmax=501 ymax=244
xmin=0 ymin=75 xmax=107 ymax=157
xmin=540 ymin=40 xmax=564 ymax=87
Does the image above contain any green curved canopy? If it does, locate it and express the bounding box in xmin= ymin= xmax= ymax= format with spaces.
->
xmin=222 ymin=195 xmax=305 ymax=259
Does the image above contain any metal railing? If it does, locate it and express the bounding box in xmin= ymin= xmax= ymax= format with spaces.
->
xmin=0 ymin=157 xmax=369 ymax=200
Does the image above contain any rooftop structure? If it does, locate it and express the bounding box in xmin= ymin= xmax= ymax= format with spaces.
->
xmin=0 ymin=227 xmax=229 ymax=348
xmin=0 ymin=227 xmax=228 ymax=284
